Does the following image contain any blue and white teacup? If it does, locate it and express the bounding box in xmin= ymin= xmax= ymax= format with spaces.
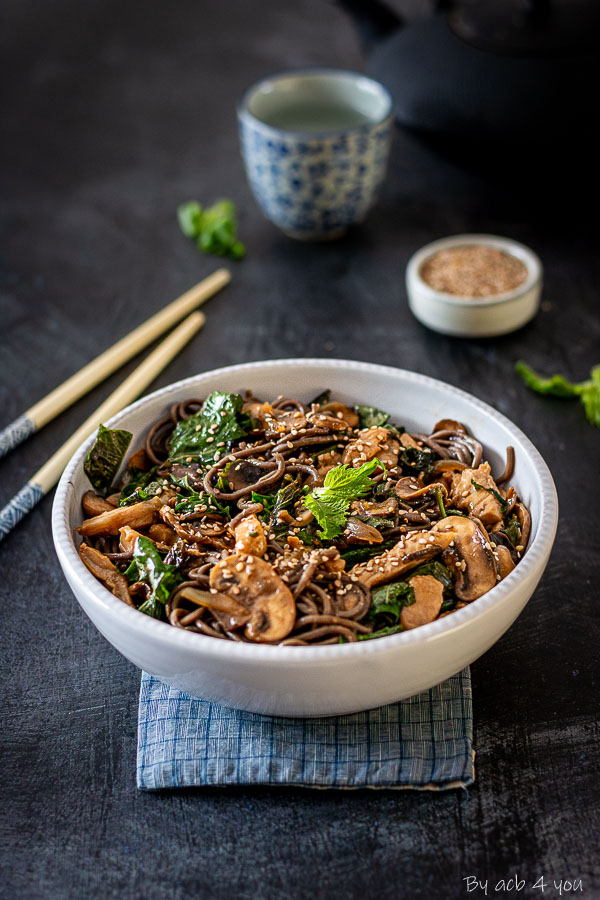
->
xmin=238 ymin=68 xmax=394 ymax=241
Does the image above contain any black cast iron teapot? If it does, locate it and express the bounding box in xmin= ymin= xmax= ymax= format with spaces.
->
xmin=340 ymin=0 xmax=600 ymax=152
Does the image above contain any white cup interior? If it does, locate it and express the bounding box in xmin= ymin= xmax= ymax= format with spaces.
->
xmin=244 ymin=70 xmax=392 ymax=132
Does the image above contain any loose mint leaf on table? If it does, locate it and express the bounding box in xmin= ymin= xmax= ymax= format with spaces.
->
xmin=579 ymin=365 xmax=600 ymax=427
xmin=304 ymin=458 xmax=383 ymax=540
xmin=125 ymin=536 xmax=183 ymax=619
xmin=84 ymin=424 xmax=132 ymax=493
xmin=167 ymin=391 xmax=248 ymax=464
xmin=177 ymin=199 xmax=245 ymax=260
xmin=515 ymin=361 xmax=600 ymax=427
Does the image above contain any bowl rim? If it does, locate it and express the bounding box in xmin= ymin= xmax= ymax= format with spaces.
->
xmin=52 ymin=358 xmax=558 ymax=663
xmin=406 ymin=233 xmax=542 ymax=307
xmin=236 ymin=66 xmax=394 ymax=140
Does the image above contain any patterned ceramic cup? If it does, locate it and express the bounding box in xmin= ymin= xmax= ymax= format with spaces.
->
xmin=238 ymin=68 xmax=393 ymax=240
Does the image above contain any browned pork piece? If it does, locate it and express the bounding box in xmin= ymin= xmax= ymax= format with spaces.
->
xmin=342 ymin=426 xmax=400 ymax=469
xmin=210 ymin=553 xmax=296 ymax=643
xmin=432 ymin=515 xmax=500 ymax=601
xmin=78 ymin=543 xmax=134 ymax=606
xmin=350 ymin=529 xmax=456 ymax=589
xmin=400 ymin=575 xmax=445 ymax=629
xmin=75 ymin=497 xmax=162 ymax=536
xmin=233 ymin=514 xmax=267 ymax=557
xmin=450 ymin=462 xmax=504 ymax=528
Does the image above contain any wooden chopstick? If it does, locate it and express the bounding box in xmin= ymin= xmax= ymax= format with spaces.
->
xmin=0 ymin=311 xmax=205 ymax=543
xmin=0 ymin=268 xmax=230 ymax=460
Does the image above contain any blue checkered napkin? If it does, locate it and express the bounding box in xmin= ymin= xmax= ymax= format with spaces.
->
xmin=136 ymin=669 xmax=474 ymax=790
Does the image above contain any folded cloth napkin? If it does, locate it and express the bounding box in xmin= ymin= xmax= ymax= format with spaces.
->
xmin=137 ymin=668 xmax=474 ymax=791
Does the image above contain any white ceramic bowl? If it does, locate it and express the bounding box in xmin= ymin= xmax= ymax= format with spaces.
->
xmin=406 ymin=234 xmax=543 ymax=337
xmin=53 ymin=359 xmax=557 ymax=717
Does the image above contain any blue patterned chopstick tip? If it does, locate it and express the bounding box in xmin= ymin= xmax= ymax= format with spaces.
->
xmin=0 ymin=414 xmax=37 ymax=459
xmin=0 ymin=481 xmax=45 ymax=542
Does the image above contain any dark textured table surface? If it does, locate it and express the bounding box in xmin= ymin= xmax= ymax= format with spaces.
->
xmin=1 ymin=2 xmax=599 ymax=898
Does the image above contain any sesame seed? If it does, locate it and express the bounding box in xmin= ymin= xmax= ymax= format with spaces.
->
xmin=235 ymin=562 xmax=244 ymax=572
xmin=206 ymin=436 xmax=214 ymax=444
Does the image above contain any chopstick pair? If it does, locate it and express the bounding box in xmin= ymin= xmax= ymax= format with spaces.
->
xmin=0 ymin=269 xmax=231 ymax=542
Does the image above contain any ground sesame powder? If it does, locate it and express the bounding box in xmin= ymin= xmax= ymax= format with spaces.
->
xmin=420 ymin=244 xmax=527 ymax=298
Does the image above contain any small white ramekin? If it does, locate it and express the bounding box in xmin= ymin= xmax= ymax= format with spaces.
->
xmin=406 ymin=233 xmax=543 ymax=338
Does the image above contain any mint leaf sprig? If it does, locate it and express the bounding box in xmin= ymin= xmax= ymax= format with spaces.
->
xmin=178 ymin=199 xmax=245 ymax=260
xmin=304 ymin=458 xmax=384 ymax=540
xmin=515 ymin=361 xmax=600 ymax=428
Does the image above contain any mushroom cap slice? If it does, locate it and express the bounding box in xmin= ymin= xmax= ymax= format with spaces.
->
xmin=400 ymin=575 xmax=444 ymax=630
xmin=395 ymin=477 xmax=447 ymax=502
xmin=343 ymin=517 xmax=383 ymax=544
xmin=210 ymin=553 xmax=296 ymax=643
xmin=432 ymin=515 xmax=500 ymax=601
xmin=350 ymin=529 xmax=456 ymax=589
xmin=79 ymin=543 xmax=134 ymax=607
xmin=178 ymin=585 xmax=250 ymax=630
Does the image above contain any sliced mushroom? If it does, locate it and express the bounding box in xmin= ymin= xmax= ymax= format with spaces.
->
xmin=351 ymin=497 xmax=398 ymax=518
xmin=319 ymin=401 xmax=360 ymax=427
xmin=233 ymin=514 xmax=267 ymax=557
xmin=344 ymin=517 xmax=383 ymax=544
xmin=351 ymin=529 xmax=456 ymax=588
xmin=432 ymin=418 xmax=467 ymax=435
xmin=75 ymin=497 xmax=162 ymax=536
xmin=178 ymin=585 xmax=250 ymax=630
xmin=210 ymin=554 xmax=296 ymax=643
xmin=495 ymin=545 xmax=515 ymax=579
xmin=226 ymin=460 xmax=271 ymax=493
xmin=127 ymin=448 xmax=149 ymax=470
xmin=399 ymin=433 xmax=421 ymax=450
xmin=395 ymin=478 xmax=448 ymax=503
xmin=342 ymin=426 xmax=400 ymax=469
xmin=450 ymin=462 xmax=504 ymax=528
xmin=306 ymin=411 xmax=351 ymax=432
xmin=82 ymin=491 xmax=116 ymax=517
xmin=400 ymin=575 xmax=444 ymax=629
xmin=515 ymin=502 xmax=531 ymax=550
xmin=431 ymin=515 xmax=500 ymax=601
xmin=78 ymin=543 xmax=134 ymax=606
